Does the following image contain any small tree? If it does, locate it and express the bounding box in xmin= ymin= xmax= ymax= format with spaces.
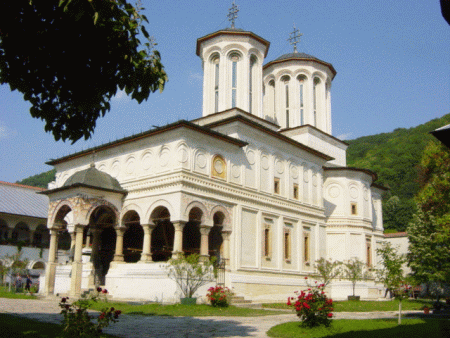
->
xmin=314 ymin=258 xmax=343 ymax=287
xmin=376 ymin=242 xmax=409 ymax=324
xmin=343 ymin=258 xmax=367 ymax=298
xmin=165 ymin=253 xmax=216 ymax=299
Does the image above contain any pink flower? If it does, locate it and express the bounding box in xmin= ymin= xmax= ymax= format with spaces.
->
xmin=287 ymin=298 xmax=292 ymax=306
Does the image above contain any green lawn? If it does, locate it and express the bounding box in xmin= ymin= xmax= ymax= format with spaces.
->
xmin=0 ymin=285 xmax=37 ymax=299
xmin=0 ymin=313 xmax=117 ymax=338
xmin=88 ymin=301 xmax=284 ymax=317
xmin=263 ymin=299 xmax=434 ymax=312
xmin=267 ymin=318 xmax=450 ymax=338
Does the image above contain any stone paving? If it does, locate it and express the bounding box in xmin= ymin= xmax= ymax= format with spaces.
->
xmin=0 ymin=298 xmax=428 ymax=338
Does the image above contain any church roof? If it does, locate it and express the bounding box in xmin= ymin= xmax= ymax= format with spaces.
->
xmin=431 ymin=123 xmax=450 ymax=148
xmin=196 ymin=29 xmax=270 ymax=57
xmin=0 ymin=181 xmax=48 ymax=219
xmin=63 ymin=165 xmax=126 ymax=193
xmin=46 ymin=120 xmax=248 ymax=166
xmin=264 ymin=51 xmax=337 ymax=78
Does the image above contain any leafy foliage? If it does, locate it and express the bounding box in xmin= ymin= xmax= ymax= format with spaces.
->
xmin=16 ymin=169 xmax=55 ymax=189
xmin=206 ymin=285 xmax=232 ymax=307
xmin=287 ymin=281 xmax=334 ymax=328
xmin=347 ymin=113 xmax=450 ymax=232
xmin=343 ymin=258 xmax=368 ymax=297
xmin=313 ymin=258 xmax=342 ymax=287
xmin=59 ymin=288 xmax=121 ymax=338
xmin=0 ymin=0 xmax=167 ymax=143
xmin=407 ymin=140 xmax=450 ymax=300
xmin=165 ymin=253 xmax=216 ymax=299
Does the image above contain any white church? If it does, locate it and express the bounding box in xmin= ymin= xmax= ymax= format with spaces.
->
xmin=41 ymin=8 xmax=386 ymax=302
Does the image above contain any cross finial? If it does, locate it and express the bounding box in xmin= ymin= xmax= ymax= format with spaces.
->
xmin=287 ymin=24 xmax=302 ymax=53
xmin=228 ymin=1 xmax=239 ymax=29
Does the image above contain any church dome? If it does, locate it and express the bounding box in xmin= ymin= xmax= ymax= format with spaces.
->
xmin=63 ymin=164 xmax=125 ymax=193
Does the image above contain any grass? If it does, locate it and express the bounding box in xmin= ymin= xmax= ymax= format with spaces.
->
xmin=263 ymin=299 xmax=435 ymax=312
xmin=0 ymin=313 xmax=117 ymax=338
xmin=0 ymin=285 xmax=37 ymax=299
xmin=88 ymin=301 xmax=284 ymax=317
xmin=266 ymin=318 xmax=450 ymax=338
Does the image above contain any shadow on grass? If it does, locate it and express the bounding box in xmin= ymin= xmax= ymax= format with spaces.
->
xmin=326 ymin=319 xmax=450 ymax=338
xmin=1 ymin=298 xmax=261 ymax=337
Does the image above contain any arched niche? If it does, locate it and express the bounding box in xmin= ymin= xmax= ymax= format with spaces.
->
xmin=150 ymin=206 xmax=174 ymax=262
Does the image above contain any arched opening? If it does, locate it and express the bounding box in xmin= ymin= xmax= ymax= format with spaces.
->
xmin=183 ymin=207 xmax=202 ymax=255
xmin=229 ymin=51 xmax=241 ymax=108
xmin=89 ymin=205 xmax=117 ymax=284
xmin=151 ymin=207 xmax=174 ymax=262
xmin=0 ymin=219 xmax=9 ymax=243
xmin=211 ymin=53 xmax=220 ymax=113
xmin=268 ymin=79 xmax=276 ymax=121
xmin=249 ymin=54 xmax=257 ymax=114
xmin=12 ymin=222 xmax=30 ymax=244
xmin=297 ymin=75 xmax=307 ymax=126
xmin=122 ymin=210 xmax=143 ymax=263
xmin=209 ymin=212 xmax=224 ymax=262
xmin=58 ymin=230 xmax=71 ymax=250
xmin=32 ymin=261 xmax=45 ymax=270
xmin=33 ymin=224 xmax=50 ymax=248
xmin=313 ymin=77 xmax=321 ymax=127
xmin=280 ymin=75 xmax=291 ymax=128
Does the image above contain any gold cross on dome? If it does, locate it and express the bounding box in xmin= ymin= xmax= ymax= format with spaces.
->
xmin=228 ymin=1 xmax=239 ymax=28
xmin=287 ymin=25 xmax=302 ymax=53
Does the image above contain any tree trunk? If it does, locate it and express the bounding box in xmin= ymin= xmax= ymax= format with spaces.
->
xmin=398 ymin=300 xmax=402 ymax=325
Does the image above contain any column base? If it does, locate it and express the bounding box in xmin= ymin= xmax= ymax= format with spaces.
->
xmin=199 ymin=255 xmax=210 ymax=263
xmin=44 ymin=262 xmax=58 ymax=296
xmin=69 ymin=261 xmax=83 ymax=298
xmin=113 ymin=254 xmax=124 ymax=262
xmin=138 ymin=254 xmax=153 ymax=263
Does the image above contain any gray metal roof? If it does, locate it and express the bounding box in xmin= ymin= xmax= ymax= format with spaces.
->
xmin=0 ymin=182 xmax=48 ymax=219
xmin=274 ymin=52 xmax=320 ymax=62
xmin=63 ymin=164 xmax=126 ymax=193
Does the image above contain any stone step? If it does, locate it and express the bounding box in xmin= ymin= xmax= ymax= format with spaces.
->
xmin=229 ymin=296 xmax=252 ymax=304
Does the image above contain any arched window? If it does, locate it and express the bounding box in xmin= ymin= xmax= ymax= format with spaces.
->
xmin=298 ymin=75 xmax=307 ymax=125
xmin=313 ymin=77 xmax=321 ymax=127
xmin=229 ymin=52 xmax=240 ymax=108
xmin=269 ymin=79 xmax=275 ymax=118
xmin=211 ymin=54 xmax=220 ymax=113
xmin=281 ymin=75 xmax=290 ymax=128
xmin=249 ymin=55 xmax=257 ymax=113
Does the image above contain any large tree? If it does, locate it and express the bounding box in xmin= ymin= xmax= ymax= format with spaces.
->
xmin=407 ymin=141 xmax=450 ymax=297
xmin=0 ymin=0 xmax=167 ymax=143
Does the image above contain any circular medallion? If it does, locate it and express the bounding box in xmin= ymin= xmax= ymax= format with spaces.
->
xmin=232 ymin=165 xmax=240 ymax=178
xmin=111 ymin=161 xmax=120 ymax=178
xmin=214 ymin=158 xmax=224 ymax=174
xmin=349 ymin=186 xmax=359 ymax=199
xmin=261 ymin=156 xmax=269 ymax=170
xmin=177 ymin=147 xmax=188 ymax=163
xmin=276 ymin=160 xmax=284 ymax=174
xmin=303 ymin=169 xmax=309 ymax=182
xmin=196 ymin=152 xmax=207 ymax=168
xmin=160 ymin=149 xmax=170 ymax=167
xmin=142 ymin=152 xmax=152 ymax=170
xmin=247 ymin=150 xmax=255 ymax=165
xmin=290 ymin=166 xmax=298 ymax=179
xmin=329 ymin=186 xmax=340 ymax=198
xmin=125 ymin=157 xmax=135 ymax=175
xmin=312 ymin=174 xmax=318 ymax=187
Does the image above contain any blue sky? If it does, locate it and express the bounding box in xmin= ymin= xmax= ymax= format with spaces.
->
xmin=1 ymin=0 xmax=449 ymax=183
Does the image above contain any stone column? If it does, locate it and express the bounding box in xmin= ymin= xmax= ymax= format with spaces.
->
xmin=113 ymin=227 xmax=126 ymax=262
xmin=44 ymin=229 xmax=59 ymax=295
xmin=199 ymin=225 xmax=211 ymax=262
xmin=29 ymin=230 xmax=35 ymax=245
xmin=140 ymin=223 xmax=156 ymax=263
xmin=222 ymin=231 xmax=231 ymax=266
xmin=6 ymin=228 xmax=12 ymax=240
xmin=88 ymin=228 xmax=101 ymax=288
xmin=84 ymin=232 xmax=91 ymax=248
xmin=69 ymin=232 xmax=76 ymax=261
xmin=69 ymin=225 xmax=84 ymax=298
xmin=172 ymin=221 xmax=186 ymax=259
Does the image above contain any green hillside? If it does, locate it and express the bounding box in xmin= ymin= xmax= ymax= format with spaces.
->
xmin=347 ymin=113 xmax=450 ymax=231
xmin=17 ymin=169 xmax=55 ymax=189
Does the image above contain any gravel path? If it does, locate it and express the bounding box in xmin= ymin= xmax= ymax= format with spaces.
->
xmin=0 ymin=298 xmax=427 ymax=338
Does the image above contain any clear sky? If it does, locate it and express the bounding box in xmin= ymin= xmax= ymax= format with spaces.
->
xmin=1 ymin=0 xmax=449 ymax=183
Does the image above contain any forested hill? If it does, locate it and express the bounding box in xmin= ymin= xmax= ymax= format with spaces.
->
xmin=346 ymin=112 xmax=450 ymax=231
xmin=17 ymin=113 xmax=450 ymax=232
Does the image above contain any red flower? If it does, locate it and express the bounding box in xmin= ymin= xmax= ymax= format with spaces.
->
xmin=110 ymin=307 xmax=115 ymax=311
xmin=97 ymin=287 xmax=102 ymax=292
xmin=102 ymin=289 xmax=108 ymax=294
xmin=287 ymin=298 xmax=292 ymax=306
xmin=61 ymin=297 xmax=67 ymax=303
xmin=303 ymin=302 xmax=310 ymax=309
xmin=327 ymin=313 xmax=333 ymax=317
xmin=304 ymin=276 xmax=308 ymax=279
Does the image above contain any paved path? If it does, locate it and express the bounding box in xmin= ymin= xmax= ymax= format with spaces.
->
xmin=0 ymin=298 xmax=427 ymax=338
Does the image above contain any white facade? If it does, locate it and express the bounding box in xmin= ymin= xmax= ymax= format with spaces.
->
xmin=42 ymin=26 xmax=386 ymax=302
